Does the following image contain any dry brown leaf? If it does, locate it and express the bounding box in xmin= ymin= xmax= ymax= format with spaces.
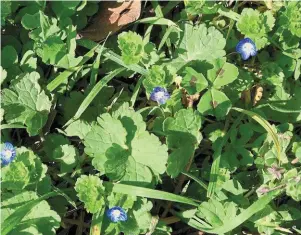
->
xmin=79 ymin=0 xmax=141 ymax=41
xmin=252 ymin=85 xmax=263 ymax=106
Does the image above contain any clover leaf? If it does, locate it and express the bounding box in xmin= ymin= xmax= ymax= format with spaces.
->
xmin=197 ymin=88 xmax=231 ymax=119
xmin=181 ymin=67 xmax=208 ymax=95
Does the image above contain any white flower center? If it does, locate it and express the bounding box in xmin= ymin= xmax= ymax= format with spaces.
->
xmin=242 ymin=43 xmax=254 ymax=53
xmin=155 ymin=91 xmax=165 ymax=99
xmin=112 ymin=209 xmax=121 ymax=217
xmin=4 ymin=150 xmax=12 ymax=160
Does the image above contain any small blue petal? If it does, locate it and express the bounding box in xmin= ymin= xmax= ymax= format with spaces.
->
xmin=1 ymin=142 xmax=16 ymax=166
xmin=241 ymin=51 xmax=251 ymax=60
xmin=236 ymin=38 xmax=257 ymax=60
xmin=150 ymin=87 xmax=170 ymax=105
xmin=106 ymin=206 xmax=128 ymax=223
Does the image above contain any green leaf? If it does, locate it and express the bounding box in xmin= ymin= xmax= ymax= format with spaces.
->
xmin=1 ymin=46 xmax=18 ymax=69
xmin=1 ymin=147 xmax=47 ymax=191
xmin=1 ymin=72 xmax=52 ymax=136
xmin=207 ymin=58 xmax=239 ymax=89
xmin=143 ymin=65 xmax=172 ymax=94
xmin=1 ymin=191 xmax=60 ymax=235
xmin=84 ymin=113 xmax=128 ymax=159
xmin=237 ymin=8 xmax=275 ymax=49
xmin=279 ymin=2 xmax=301 ymax=38
xmin=164 ymin=108 xmax=202 ymax=142
xmin=188 ymin=190 xmax=280 ymax=234
xmin=77 ymin=39 xmax=148 ymax=75
xmin=197 ymin=88 xmax=231 ymax=119
xmin=64 ymin=119 xmax=92 ymax=139
xmin=137 ymin=16 xmax=179 ymax=27
xmin=43 ymin=134 xmax=78 ymax=174
xmin=232 ymin=108 xmax=282 ymax=162
xmin=21 ymin=12 xmax=40 ymax=29
xmin=74 ymin=175 xmax=106 ymax=213
xmin=181 ymin=67 xmax=208 ymax=95
xmin=118 ymin=31 xmax=144 ymax=65
xmin=172 ymin=23 xmax=226 ymax=70
xmin=64 ymin=68 xmax=125 ymax=127
xmin=84 ymin=105 xmax=168 ymax=186
xmin=207 ymin=114 xmax=243 ymax=198
xmin=221 ymin=123 xmax=254 ymax=171
xmin=165 ymin=133 xmax=195 ymax=178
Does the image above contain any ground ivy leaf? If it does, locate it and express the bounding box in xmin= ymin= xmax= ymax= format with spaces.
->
xmin=182 ymin=67 xmax=208 ymax=95
xmin=164 ymin=108 xmax=202 ymax=142
xmin=84 ymin=113 xmax=128 ymax=158
xmin=1 ymin=72 xmax=52 ymax=136
xmin=112 ymin=102 xmax=146 ymax=144
xmin=197 ymin=88 xmax=231 ymax=119
xmin=43 ymin=134 xmax=78 ymax=174
xmin=1 ymin=191 xmax=61 ymax=234
xmin=64 ymin=119 xmax=92 ymax=139
xmin=118 ymin=31 xmax=144 ymax=65
xmin=1 ymin=147 xmax=47 ymax=191
xmin=221 ymin=123 xmax=254 ymax=171
xmin=163 ymin=109 xmax=202 ymax=177
xmin=142 ymin=65 xmax=173 ymax=95
xmin=207 ymin=58 xmax=239 ymax=89
xmin=237 ymin=8 xmax=275 ymax=49
xmin=131 ymin=131 xmax=168 ymax=175
xmin=104 ymin=144 xmax=129 ymax=180
xmin=279 ymin=2 xmax=301 ymax=38
xmin=74 ymin=175 xmax=105 ymax=213
xmin=172 ymin=23 xmax=226 ymax=70
xmin=166 ymin=133 xmax=195 ymax=178
xmin=84 ymin=104 xmax=168 ymax=186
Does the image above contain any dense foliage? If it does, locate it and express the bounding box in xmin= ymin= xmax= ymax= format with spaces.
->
xmin=1 ymin=1 xmax=301 ymax=234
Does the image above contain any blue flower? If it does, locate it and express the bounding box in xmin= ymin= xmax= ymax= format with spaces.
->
xmin=1 ymin=142 xmax=16 ymax=166
xmin=236 ymin=38 xmax=257 ymax=60
xmin=106 ymin=206 xmax=127 ymax=223
xmin=150 ymin=87 xmax=170 ymax=105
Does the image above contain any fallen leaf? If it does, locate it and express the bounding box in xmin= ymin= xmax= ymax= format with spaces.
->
xmin=79 ymin=0 xmax=141 ymax=41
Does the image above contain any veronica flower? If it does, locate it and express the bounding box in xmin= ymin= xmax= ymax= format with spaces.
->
xmin=1 ymin=142 xmax=16 ymax=166
xmin=150 ymin=87 xmax=170 ymax=105
xmin=236 ymin=38 xmax=257 ymax=60
xmin=106 ymin=206 xmax=127 ymax=223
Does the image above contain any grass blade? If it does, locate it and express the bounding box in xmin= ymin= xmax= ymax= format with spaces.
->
xmin=182 ymin=171 xmax=208 ymax=191
xmin=77 ymin=39 xmax=148 ymax=75
xmin=46 ymin=69 xmax=78 ymax=92
xmin=130 ymin=76 xmax=144 ymax=108
xmin=136 ymin=16 xmax=179 ymax=27
xmin=1 ymin=191 xmax=58 ymax=235
xmin=1 ymin=124 xmax=26 ymax=130
xmin=232 ymin=107 xmax=281 ymax=161
xmin=64 ymin=68 xmax=125 ymax=127
xmin=46 ymin=44 xmax=100 ymax=92
xmin=89 ymin=207 xmax=104 ymax=235
xmin=104 ymin=182 xmax=199 ymax=207
xmin=207 ymin=190 xmax=280 ymax=234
